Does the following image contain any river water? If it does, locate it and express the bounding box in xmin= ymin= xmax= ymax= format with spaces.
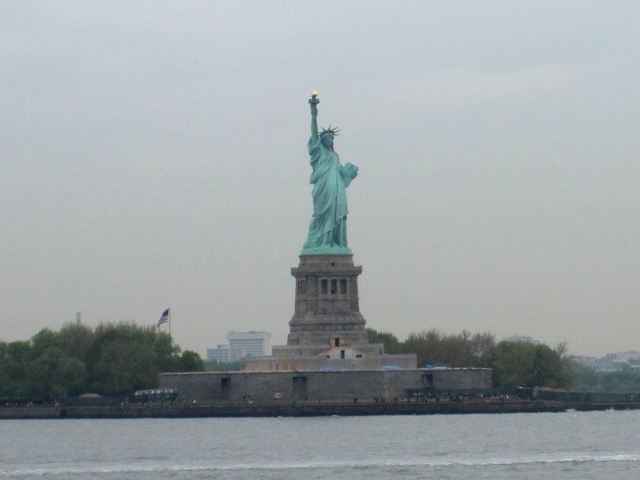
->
xmin=1 ymin=411 xmax=638 ymax=479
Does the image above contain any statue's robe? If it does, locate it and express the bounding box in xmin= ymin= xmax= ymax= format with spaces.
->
xmin=304 ymin=136 xmax=358 ymax=250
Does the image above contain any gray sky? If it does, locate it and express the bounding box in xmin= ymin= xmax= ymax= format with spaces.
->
xmin=2 ymin=1 xmax=639 ymax=356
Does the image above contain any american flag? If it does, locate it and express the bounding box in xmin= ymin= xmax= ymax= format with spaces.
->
xmin=157 ymin=308 xmax=170 ymax=328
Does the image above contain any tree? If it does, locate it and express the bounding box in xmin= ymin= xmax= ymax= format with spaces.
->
xmin=0 ymin=341 xmax=33 ymax=400
xmin=489 ymin=341 xmax=571 ymax=388
xmin=490 ymin=341 xmax=535 ymax=387
xmin=366 ymin=328 xmax=402 ymax=354
xmin=1 ymin=322 xmax=199 ymax=400
xmin=150 ymin=331 xmax=182 ymax=373
xmin=399 ymin=329 xmax=495 ymax=368
xmin=439 ymin=331 xmax=478 ymax=367
xmin=56 ymin=323 xmax=95 ymax=361
xmin=179 ymin=351 xmax=205 ymax=372
xmin=531 ymin=344 xmax=565 ymax=387
xmin=403 ymin=329 xmax=445 ymax=367
xmin=470 ymin=332 xmax=496 ymax=364
xmin=31 ymin=329 xmax=58 ymax=359
xmin=88 ymin=323 xmax=175 ymax=394
xmin=27 ymin=347 xmax=86 ymax=400
xmin=572 ymin=364 xmax=640 ymax=392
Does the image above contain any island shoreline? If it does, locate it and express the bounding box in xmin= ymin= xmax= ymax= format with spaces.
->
xmin=2 ymin=400 xmax=640 ymax=419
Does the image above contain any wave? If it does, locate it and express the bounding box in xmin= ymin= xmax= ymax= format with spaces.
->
xmin=3 ymin=454 xmax=638 ymax=477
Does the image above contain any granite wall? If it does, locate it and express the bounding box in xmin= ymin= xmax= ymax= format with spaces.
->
xmin=243 ymin=354 xmax=418 ymax=372
xmin=160 ymin=368 xmax=492 ymax=403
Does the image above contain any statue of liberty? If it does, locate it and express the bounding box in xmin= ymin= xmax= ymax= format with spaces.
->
xmin=302 ymin=92 xmax=359 ymax=255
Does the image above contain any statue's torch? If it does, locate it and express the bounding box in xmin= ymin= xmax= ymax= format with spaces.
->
xmin=309 ymin=90 xmax=319 ymax=106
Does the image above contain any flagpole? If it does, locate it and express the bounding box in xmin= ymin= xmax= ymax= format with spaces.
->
xmin=168 ymin=308 xmax=172 ymax=338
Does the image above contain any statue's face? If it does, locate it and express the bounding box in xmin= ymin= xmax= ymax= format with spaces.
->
xmin=321 ymin=134 xmax=334 ymax=149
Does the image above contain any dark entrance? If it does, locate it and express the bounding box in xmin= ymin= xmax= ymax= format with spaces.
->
xmin=292 ymin=376 xmax=308 ymax=400
xmin=221 ymin=377 xmax=231 ymax=399
xmin=421 ymin=373 xmax=434 ymax=389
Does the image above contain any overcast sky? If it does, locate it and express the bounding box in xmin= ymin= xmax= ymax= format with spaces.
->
xmin=2 ymin=1 xmax=639 ymax=356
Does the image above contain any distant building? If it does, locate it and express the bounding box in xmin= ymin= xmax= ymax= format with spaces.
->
xmin=571 ymin=355 xmax=599 ymax=369
xmin=227 ymin=331 xmax=271 ymax=361
xmin=570 ymin=351 xmax=640 ymax=372
xmin=603 ymin=351 xmax=640 ymax=371
xmin=605 ymin=351 xmax=640 ymax=363
xmin=206 ymin=331 xmax=272 ymax=363
xmin=206 ymin=344 xmax=230 ymax=363
xmin=628 ymin=359 xmax=640 ymax=370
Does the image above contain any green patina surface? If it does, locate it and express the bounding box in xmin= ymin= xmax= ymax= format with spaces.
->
xmin=302 ymin=93 xmax=358 ymax=256
xmin=300 ymin=245 xmax=352 ymax=256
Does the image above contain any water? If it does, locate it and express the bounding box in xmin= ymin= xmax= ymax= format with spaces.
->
xmin=1 ymin=411 xmax=638 ymax=479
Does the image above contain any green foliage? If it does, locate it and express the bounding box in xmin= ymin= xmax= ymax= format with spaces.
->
xmin=486 ymin=341 xmax=571 ymax=388
xmin=366 ymin=328 xmax=401 ymax=354
xmin=489 ymin=341 xmax=536 ymax=387
xmin=393 ymin=329 xmax=495 ymax=368
xmin=571 ymin=364 xmax=640 ymax=392
xmin=56 ymin=323 xmax=95 ymax=361
xmin=28 ymin=347 xmax=87 ymax=400
xmin=0 ymin=323 xmax=205 ymax=401
xmin=31 ymin=329 xmax=59 ymax=359
xmin=179 ymin=351 xmax=206 ymax=372
xmin=0 ymin=323 xmax=586 ymax=400
xmin=0 ymin=341 xmax=33 ymax=400
xmin=87 ymin=323 xmax=185 ymax=394
xmin=367 ymin=327 xmax=572 ymax=389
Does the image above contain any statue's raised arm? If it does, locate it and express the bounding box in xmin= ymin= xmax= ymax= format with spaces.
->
xmin=309 ymin=91 xmax=319 ymax=142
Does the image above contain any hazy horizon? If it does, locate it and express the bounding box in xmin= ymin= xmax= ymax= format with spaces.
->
xmin=2 ymin=1 xmax=639 ymax=357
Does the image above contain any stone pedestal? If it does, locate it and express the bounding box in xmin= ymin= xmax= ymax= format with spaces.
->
xmin=287 ymin=254 xmax=368 ymax=347
xmin=244 ymin=253 xmax=418 ymax=371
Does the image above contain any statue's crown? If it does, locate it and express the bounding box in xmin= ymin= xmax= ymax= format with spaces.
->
xmin=319 ymin=125 xmax=340 ymax=137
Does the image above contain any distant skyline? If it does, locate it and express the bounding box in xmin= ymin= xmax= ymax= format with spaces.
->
xmin=2 ymin=1 xmax=639 ymax=356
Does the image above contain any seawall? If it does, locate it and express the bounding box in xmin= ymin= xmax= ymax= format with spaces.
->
xmin=2 ymin=400 xmax=640 ymax=419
